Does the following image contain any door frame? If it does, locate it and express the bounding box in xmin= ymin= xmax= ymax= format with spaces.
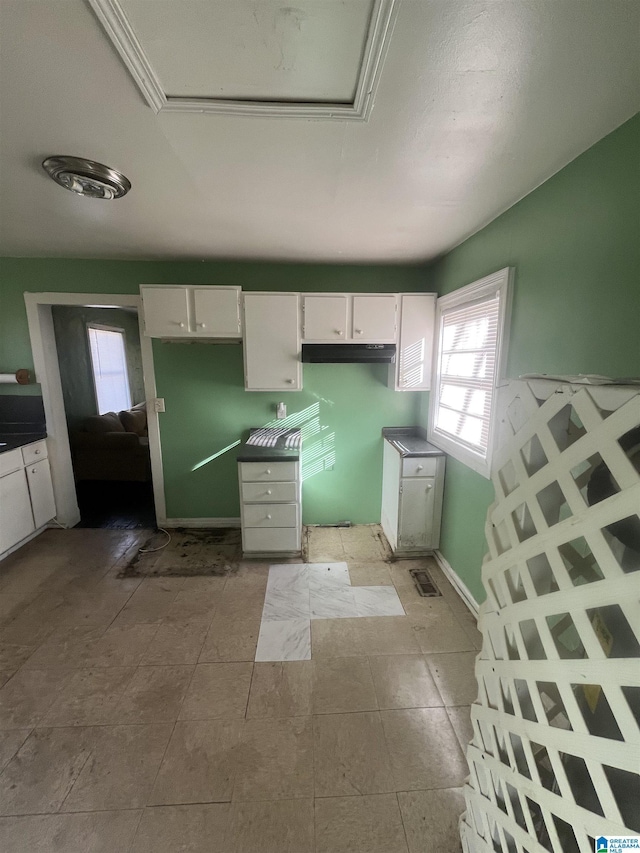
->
xmin=24 ymin=292 xmax=167 ymax=527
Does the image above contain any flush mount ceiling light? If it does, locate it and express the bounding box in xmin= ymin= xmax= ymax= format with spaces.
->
xmin=42 ymin=156 xmax=131 ymax=199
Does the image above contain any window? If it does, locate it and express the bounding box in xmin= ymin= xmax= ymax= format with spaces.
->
xmin=428 ymin=267 xmax=513 ymax=478
xmin=87 ymin=324 xmax=132 ymax=414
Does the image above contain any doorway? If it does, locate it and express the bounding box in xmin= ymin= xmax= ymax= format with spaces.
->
xmin=24 ymin=292 xmax=166 ymax=529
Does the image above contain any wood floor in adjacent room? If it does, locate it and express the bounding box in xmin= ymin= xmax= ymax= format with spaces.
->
xmin=0 ymin=526 xmax=481 ymax=852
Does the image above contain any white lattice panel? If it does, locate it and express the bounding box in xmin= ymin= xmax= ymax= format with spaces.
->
xmin=461 ymin=380 xmax=640 ymax=853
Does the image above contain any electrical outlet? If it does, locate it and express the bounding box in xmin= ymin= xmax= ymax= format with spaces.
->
xmin=154 ymin=398 xmax=165 ymax=413
xmin=276 ymin=402 xmax=286 ymax=419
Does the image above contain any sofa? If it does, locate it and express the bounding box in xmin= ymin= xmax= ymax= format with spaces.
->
xmin=71 ymin=402 xmax=151 ymax=482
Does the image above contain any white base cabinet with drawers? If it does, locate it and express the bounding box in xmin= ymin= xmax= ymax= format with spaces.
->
xmin=239 ymin=460 xmax=301 ymax=556
xmin=0 ymin=440 xmax=56 ymax=559
xmin=381 ymin=442 xmax=445 ymax=555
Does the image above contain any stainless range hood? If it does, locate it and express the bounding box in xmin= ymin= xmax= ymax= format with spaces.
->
xmin=302 ymin=343 xmax=396 ymax=364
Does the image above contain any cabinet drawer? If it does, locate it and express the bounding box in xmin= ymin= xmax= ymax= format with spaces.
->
xmin=243 ymin=526 xmax=300 ymax=553
xmin=401 ymin=457 xmax=437 ymax=478
xmin=0 ymin=448 xmax=23 ymax=477
xmin=22 ymin=440 xmax=48 ymax=466
xmin=241 ymin=481 xmax=298 ymax=503
xmin=239 ymin=461 xmax=297 ymax=483
xmin=243 ymin=503 xmax=298 ymax=528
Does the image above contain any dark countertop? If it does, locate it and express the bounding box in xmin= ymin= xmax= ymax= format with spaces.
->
xmin=382 ymin=427 xmax=444 ymax=458
xmin=0 ymin=431 xmax=47 ymax=454
xmin=236 ymin=428 xmax=301 ymax=463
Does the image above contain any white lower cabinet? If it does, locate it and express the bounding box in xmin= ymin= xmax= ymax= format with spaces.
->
xmin=381 ymin=440 xmax=445 ymax=555
xmin=239 ymin=460 xmax=301 ymax=556
xmin=0 ymin=439 xmax=56 ymax=559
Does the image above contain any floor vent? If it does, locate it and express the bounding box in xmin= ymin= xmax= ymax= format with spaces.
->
xmin=409 ymin=568 xmax=441 ymax=597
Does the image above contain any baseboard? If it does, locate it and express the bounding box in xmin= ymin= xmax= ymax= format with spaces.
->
xmin=433 ymin=550 xmax=480 ymax=618
xmin=162 ymin=517 xmax=241 ymax=528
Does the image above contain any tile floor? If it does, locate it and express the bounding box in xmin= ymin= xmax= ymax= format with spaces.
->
xmin=0 ymin=525 xmax=481 ymax=852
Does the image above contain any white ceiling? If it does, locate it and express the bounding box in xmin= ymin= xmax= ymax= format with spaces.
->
xmin=0 ymin=0 xmax=638 ymax=263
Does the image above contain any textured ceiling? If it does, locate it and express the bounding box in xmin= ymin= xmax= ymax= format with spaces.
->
xmin=0 ymin=0 xmax=638 ymax=262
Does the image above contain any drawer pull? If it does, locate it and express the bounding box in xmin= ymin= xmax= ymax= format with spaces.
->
xmin=355 ymin=329 xmax=363 ymax=335
xmin=286 ymin=378 xmax=294 ymax=384
xmin=197 ymin=322 xmax=207 ymax=329
xmin=266 ymin=469 xmax=271 ymax=475
xmin=266 ymin=514 xmax=272 ymax=520
xmin=266 ymin=489 xmax=272 ymax=495
xmin=426 ymin=484 xmax=432 ymax=490
xmin=335 ymin=330 xmax=343 ymax=335
xmin=416 ymin=464 xmax=423 ymax=471
xmin=35 ymin=449 xmax=41 ymax=455
xmin=31 ymin=468 xmax=38 ymax=474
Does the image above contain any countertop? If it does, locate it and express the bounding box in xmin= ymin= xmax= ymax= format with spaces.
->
xmin=236 ymin=428 xmax=301 ymax=463
xmin=0 ymin=431 xmax=47 ymax=454
xmin=382 ymin=427 xmax=444 ymax=458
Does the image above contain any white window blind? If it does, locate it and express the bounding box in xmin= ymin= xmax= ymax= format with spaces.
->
xmin=87 ymin=325 xmax=132 ymax=414
xmin=429 ymin=268 xmax=512 ymax=477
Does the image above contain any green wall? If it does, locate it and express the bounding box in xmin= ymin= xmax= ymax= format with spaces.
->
xmin=429 ymin=113 xmax=640 ymax=604
xmin=52 ymin=305 xmax=145 ymax=430
xmin=0 ymin=258 xmax=428 ymax=523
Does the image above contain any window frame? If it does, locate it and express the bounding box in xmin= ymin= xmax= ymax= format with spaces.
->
xmin=428 ymin=267 xmax=513 ymax=478
xmin=86 ymin=322 xmax=132 ymax=415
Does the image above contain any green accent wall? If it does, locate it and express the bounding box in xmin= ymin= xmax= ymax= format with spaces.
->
xmin=429 ymin=113 xmax=640 ymax=604
xmin=0 ymin=258 xmax=428 ymax=523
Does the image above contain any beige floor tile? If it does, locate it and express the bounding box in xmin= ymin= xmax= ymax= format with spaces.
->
xmin=246 ymin=661 xmax=313 ymax=718
xmin=0 ymin=726 xmax=98 ymax=815
xmin=312 ymin=657 xmax=377 ymax=714
xmin=425 ymin=652 xmax=478 ymax=706
xmin=348 ymin=562 xmax=393 ymax=586
xmin=199 ymin=612 xmax=261 ymax=662
xmin=234 ymin=716 xmax=313 ymax=801
xmin=23 ymin=623 xmax=159 ymax=670
xmin=310 ymin=618 xmax=364 ymax=658
xmin=225 ymin=798 xmax=314 ymax=853
xmin=455 ymin=611 xmax=484 ymax=650
xmin=140 ymin=620 xmax=209 ymax=665
xmin=0 ymin=668 xmax=75 ymax=728
xmin=313 ymin=712 xmax=395 ymax=797
xmin=0 ymin=594 xmax=31 ymax=627
xmin=113 ymin=578 xmax=184 ymax=625
xmin=446 ymin=705 xmax=475 ymax=752
xmin=381 ymin=708 xmax=468 ymax=790
xmin=150 ymin=719 xmax=242 ymax=805
xmin=315 ymin=794 xmax=408 ymax=853
xmin=306 ymin=528 xmax=346 ymax=562
xmin=0 ymin=810 xmax=142 ymax=853
xmin=43 ymin=667 xmax=135 ymax=726
xmin=61 ymin=724 xmax=173 ymax=812
xmin=111 ymin=665 xmax=193 ymax=723
xmin=0 ymin=670 xmax=14 ymax=689
xmin=164 ymin=579 xmax=226 ymax=622
xmin=179 ymin=662 xmax=253 ymax=720
xmin=398 ymin=788 xmax=465 ymax=852
xmin=408 ymin=611 xmax=475 ymax=654
xmin=130 ymin=804 xmax=230 ymax=853
xmin=369 ymin=655 xmax=443 ymax=710
xmin=0 ymin=729 xmax=31 ymax=773
xmin=0 ymin=642 xmax=37 ymax=670
xmin=352 ymin=617 xmax=423 ymax=656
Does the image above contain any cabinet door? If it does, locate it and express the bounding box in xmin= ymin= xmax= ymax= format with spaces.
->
xmin=26 ymin=458 xmax=56 ymax=528
xmin=398 ymin=477 xmax=435 ymax=551
xmin=193 ymin=287 xmax=241 ymax=338
xmin=243 ymin=293 xmax=301 ymax=391
xmin=141 ymin=287 xmax=189 ymax=337
xmin=0 ymin=469 xmax=35 ymax=554
xmin=302 ymin=295 xmax=348 ymax=341
xmin=393 ymin=293 xmax=436 ymax=391
xmin=352 ymin=295 xmax=397 ymax=342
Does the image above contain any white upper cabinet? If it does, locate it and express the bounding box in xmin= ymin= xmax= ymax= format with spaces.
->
xmin=389 ymin=293 xmax=436 ymax=391
xmin=243 ymin=292 xmax=301 ymax=391
xmin=301 ymin=293 xmax=397 ymax=343
xmin=351 ymin=294 xmax=397 ymax=342
xmin=141 ymin=285 xmax=241 ymax=338
xmin=302 ymin=295 xmax=348 ymax=341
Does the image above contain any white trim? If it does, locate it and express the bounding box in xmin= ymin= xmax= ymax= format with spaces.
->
xmin=433 ymin=549 xmax=480 ymax=617
xmin=163 ymin=518 xmax=241 ymax=529
xmin=88 ymin=0 xmax=398 ymax=121
xmin=428 ymin=266 xmax=513 ymax=478
xmin=24 ymin=292 xmax=166 ymax=528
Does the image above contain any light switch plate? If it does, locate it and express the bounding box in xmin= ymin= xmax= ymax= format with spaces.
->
xmin=154 ymin=398 xmax=165 ymax=413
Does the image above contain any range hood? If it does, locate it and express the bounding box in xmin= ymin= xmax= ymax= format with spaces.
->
xmin=302 ymin=343 xmax=396 ymax=364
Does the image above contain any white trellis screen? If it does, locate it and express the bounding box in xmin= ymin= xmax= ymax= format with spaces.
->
xmin=461 ymin=378 xmax=640 ymax=853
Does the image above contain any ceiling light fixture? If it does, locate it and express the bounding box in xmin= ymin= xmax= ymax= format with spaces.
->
xmin=42 ymin=156 xmax=131 ymax=199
